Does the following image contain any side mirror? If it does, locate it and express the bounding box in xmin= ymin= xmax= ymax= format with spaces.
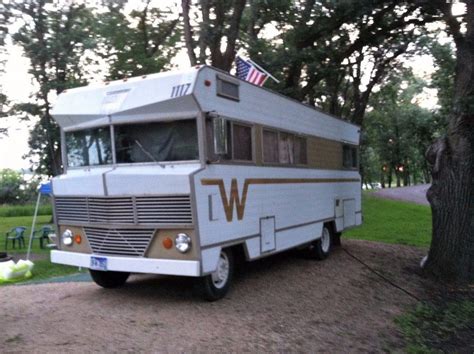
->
xmin=213 ymin=117 xmax=228 ymax=156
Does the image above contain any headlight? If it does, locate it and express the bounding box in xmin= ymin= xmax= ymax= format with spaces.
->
xmin=62 ymin=229 xmax=73 ymax=246
xmin=175 ymin=233 xmax=191 ymax=253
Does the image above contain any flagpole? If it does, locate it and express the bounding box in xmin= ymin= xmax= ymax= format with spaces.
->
xmin=246 ymin=58 xmax=280 ymax=84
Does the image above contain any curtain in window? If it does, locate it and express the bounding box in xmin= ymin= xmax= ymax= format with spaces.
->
xmin=263 ymin=130 xmax=279 ymax=163
xmin=232 ymin=124 xmax=252 ymax=160
xmin=279 ymin=133 xmax=294 ymax=164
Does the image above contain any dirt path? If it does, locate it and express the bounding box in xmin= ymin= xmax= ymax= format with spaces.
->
xmin=372 ymin=184 xmax=430 ymax=205
xmin=0 ymin=239 xmax=435 ymax=352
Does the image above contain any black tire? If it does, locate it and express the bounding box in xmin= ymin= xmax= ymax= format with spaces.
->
xmin=89 ymin=270 xmax=130 ymax=288
xmin=308 ymin=225 xmax=333 ymax=260
xmin=333 ymin=232 xmax=342 ymax=247
xmin=195 ymin=248 xmax=234 ymax=301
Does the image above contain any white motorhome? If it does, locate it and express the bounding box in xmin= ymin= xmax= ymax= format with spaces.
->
xmin=50 ymin=65 xmax=361 ymax=300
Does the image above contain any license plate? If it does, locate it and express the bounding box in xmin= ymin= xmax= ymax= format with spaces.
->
xmin=90 ymin=256 xmax=107 ymax=271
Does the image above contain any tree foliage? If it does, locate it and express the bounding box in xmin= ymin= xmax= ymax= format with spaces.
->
xmin=0 ymin=169 xmax=24 ymax=204
xmin=98 ymin=0 xmax=180 ymax=80
xmin=362 ymin=70 xmax=444 ymax=188
xmin=421 ymin=0 xmax=473 ymax=282
xmin=182 ymin=0 xmax=247 ymax=70
xmin=0 ymin=2 xmax=10 ymax=135
xmin=10 ymin=0 xmax=95 ymax=176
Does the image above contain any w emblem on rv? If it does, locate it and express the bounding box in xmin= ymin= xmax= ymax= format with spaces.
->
xmin=201 ymin=179 xmax=249 ymax=222
xmin=201 ymin=177 xmax=361 ymax=222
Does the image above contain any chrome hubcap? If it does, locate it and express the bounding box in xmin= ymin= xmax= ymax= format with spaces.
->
xmin=321 ymin=228 xmax=330 ymax=253
xmin=211 ymin=252 xmax=230 ymax=289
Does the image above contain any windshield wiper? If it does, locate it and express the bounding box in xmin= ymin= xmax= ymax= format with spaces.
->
xmin=134 ymin=139 xmax=157 ymax=163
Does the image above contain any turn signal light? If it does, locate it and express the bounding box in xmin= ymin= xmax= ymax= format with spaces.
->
xmin=163 ymin=237 xmax=173 ymax=249
xmin=74 ymin=234 xmax=82 ymax=244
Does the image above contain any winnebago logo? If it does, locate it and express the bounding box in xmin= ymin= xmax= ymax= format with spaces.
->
xmin=201 ymin=177 xmax=360 ymax=222
xmin=201 ymin=179 xmax=249 ymax=222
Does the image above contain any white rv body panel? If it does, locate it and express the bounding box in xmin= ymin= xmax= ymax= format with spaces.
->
xmin=193 ymin=165 xmax=360 ymax=262
xmin=194 ymin=67 xmax=360 ymax=145
xmin=51 ymin=67 xmax=200 ymax=130
xmin=52 ymin=164 xmax=201 ymax=196
xmin=49 ymin=66 xmax=362 ymax=280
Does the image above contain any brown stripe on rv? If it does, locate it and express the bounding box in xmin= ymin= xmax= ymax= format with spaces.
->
xmin=201 ymin=178 xmax=360 ymax=222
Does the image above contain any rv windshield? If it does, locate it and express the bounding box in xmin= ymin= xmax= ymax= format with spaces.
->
xmin=115 ymin=119 xmax=199 ymax=163
xmin=66 ymin=127 xmax=112 ymax=167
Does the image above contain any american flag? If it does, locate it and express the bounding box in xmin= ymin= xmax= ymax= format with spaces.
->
xmin=236 ymin=56 xmax=268 ymax=86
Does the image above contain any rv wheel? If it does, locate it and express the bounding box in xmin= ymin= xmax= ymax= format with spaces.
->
xmin=308 ymin=225 xmax=333 ymax=260
xmin=195 ymin=248 xmax=234 ymax=301
xmin=89 ymin=270 xmax=130 ymax=288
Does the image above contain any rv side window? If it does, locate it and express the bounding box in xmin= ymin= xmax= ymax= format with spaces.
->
xmin=206 ymin=119 xmax=232 ymax=161
xmin=279 ymin=132 xmax=294 ymax=164
xmin=343 ymin=145 xmax=358 ymax=169
xmin=294 ymin=135 xmax=307 ymax=165
xmin=232 ymin=123 xmax=252 ymax=161
xmin=263 ymin=130 xmax=279 ymax=163
xmin=263 ymin=130 xmax=307 ymax=165
xmin=216 ymin=76 xmax=239 ymax=101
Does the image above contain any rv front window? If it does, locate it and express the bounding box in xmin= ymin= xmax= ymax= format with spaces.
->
xmin=115 ymin=119 xmax=198 ymax=163
xmin=66 ymin=127 xmax=112 ymax=167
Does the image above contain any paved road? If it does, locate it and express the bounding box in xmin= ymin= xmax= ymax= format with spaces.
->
xmin=372 ymin=184 xmax=430 ymax=206
xmin=1 ymin=240 xmax=435 ymax=352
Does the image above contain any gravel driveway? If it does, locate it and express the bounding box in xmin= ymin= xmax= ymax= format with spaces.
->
xmin=372 ymin=184 xmax=430 ymax=205
xmin=0 ymin=239 xmax=435 ymax=352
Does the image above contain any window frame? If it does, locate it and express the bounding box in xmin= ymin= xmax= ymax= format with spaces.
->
xmin=65 ymin=125 xmax=114 ymax=169
xmin=205 ymin=117 xmax=255 ymax=165
xmin=112 ymin=118 xmax=200 ymax=166
xmin=64 ymin=118 xmax=201 ymax=170
xmin=342 ymin=144 xmax=359 ymax=170
xmin=230 ymin=121 xmax=255 ymax=163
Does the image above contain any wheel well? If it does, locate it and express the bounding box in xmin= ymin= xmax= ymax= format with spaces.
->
xmin=324 ymin=220 xmax=337 ymax=235
xmin=228 ymin=243 xmax=248 ymax=263
xmin=324 ymin=220 xmax=342 ymax=246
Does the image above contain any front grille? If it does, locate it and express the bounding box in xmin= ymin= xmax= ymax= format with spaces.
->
xmin=55 ymin=195 xmax=192 ymax=225
xmin=85 ymin=227 xmax=155 ymax=257
xmin=136 ymin=196 xmax=193 ymax=224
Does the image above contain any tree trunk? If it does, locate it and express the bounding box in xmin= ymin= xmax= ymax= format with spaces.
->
xmin=423 ymin=1 xmax=474 ymax=282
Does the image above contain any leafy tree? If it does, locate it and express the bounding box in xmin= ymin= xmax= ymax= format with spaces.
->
xmin=429 ymin=41 xmax=456 ymax=118
xmin=0 ymin=169 xmax=23 ymax=204
xmin=0 ymin=2 xmax=10 ymax=135
xmin=98 ymin=0 xmax=180 ymax=80
xmin=182 ymin=0 xmax=247 ymax=70
xmin=421 ymin=0 xmax=474 ymax=282
xmin=10 ymin=0 xmax=95 ymax=176
xmin=362 ymin=69 xmax=441 ymax=188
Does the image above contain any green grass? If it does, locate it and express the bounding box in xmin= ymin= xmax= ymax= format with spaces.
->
xmin=395 ymin=300 xmax=474 ymax=353
xmin=344 ymin=194 xmax=432 ymax=247
xmin=0 ymin=214 xmax=53 ymax=255
xmin=27 ymin=259 xmax=83 ymax=282
xmin=0 ymin=204 xmax=52 ymax=217
xmin=0 ymin=214 xmax=83 ymax=285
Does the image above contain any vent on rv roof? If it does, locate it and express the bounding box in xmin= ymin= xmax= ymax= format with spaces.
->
xmin=216 ymin=75 xmax=239 ymax=101
xmin=101 ymin=89 xmax=130 ymax=114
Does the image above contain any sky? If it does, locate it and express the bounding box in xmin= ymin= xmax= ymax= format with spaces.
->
xmin=0 ymin=2 xmax=463 ymax=172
